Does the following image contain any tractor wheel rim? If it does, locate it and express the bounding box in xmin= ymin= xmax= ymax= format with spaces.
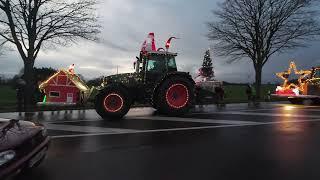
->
xmin=103 ymin=93 xmax=124 ymax=112
xmin=166 ymin=83 xmax=189 ymax=109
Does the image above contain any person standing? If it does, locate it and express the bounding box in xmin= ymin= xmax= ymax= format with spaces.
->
xmin=246 ymin=84 xmax=252 ymax=102
xmin=16 ymin=78 xmax=26 ymax=113
xmin=266 ymin=90 xmax=271 ymax=102
xmin=215 ymin=86 xmax=225 ymax=105
xmin=251 ymin=85 xmax=256 ymax=102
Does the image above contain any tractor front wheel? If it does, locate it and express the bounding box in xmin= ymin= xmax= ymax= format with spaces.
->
xmin=95 ymin=86 xmax=131 ymax=120
xmin=156 ymin=76 xmax=194 ymax=115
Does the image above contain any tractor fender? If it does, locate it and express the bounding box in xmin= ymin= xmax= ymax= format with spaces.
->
xmin=152 ymin=72 xmax=195 ymax=108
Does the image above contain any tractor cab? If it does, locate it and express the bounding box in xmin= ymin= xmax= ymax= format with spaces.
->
xmin=135 ymin=51 xmax=178 ymax=83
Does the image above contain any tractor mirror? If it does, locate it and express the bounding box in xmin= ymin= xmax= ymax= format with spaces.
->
xmin=136 ymin=56 xmax=140 ymax=62
xmin=133 ymin=61 xmax=136 ymax=69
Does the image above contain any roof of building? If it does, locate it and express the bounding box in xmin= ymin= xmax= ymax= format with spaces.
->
xmin=39 ymin=69 xmax=89 ymax=92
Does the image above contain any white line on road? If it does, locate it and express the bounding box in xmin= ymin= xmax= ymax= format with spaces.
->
xmin=45 ymin=124 xmax=139 ymax=134
xmin=45 ymin=119 xmax=104 ymax=124
xmin=51 ymin=118 xmax=320 ymax=139
xmin=131 ymin=116 xmax=258 ymax=125
xmin=191 ymin=111 xmax=320 ymax=118
xmin=241 ymin=107 xmax=320 ymax=112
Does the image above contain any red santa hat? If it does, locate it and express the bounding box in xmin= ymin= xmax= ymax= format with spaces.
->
xmin=141 ymin=32 xmax=156 ymax=52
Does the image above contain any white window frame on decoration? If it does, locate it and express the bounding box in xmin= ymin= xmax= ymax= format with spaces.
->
xmin=49 ymin=91 xmax=60 ymax=98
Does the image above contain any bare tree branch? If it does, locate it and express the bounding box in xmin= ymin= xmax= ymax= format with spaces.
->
xmin=0 ymin=0 xmax=100 ymax=62
xmin=207 ymin=0 xmax=320 ymax=98
xmin=0 ymin=0 xmax=100 ymax=107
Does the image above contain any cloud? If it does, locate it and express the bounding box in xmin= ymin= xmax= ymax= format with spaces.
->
xmin=1 ymin=0 xmax=320 ymax=84
xmin=101 ymin=39 xmax=132 ymax=52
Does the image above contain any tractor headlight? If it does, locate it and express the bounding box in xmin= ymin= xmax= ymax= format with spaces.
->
xmin=0 ymin=150 xmax=15 ymax=166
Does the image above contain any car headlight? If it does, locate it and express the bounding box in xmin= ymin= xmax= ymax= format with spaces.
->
xmin=41 ymin=127 xmax=48 ymax=137
xmin=0 ymin=150 xmax=15 ymax=166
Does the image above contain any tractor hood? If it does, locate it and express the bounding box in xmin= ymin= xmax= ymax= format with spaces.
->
xmin=104 ymin=73 xmax=141 ymax=86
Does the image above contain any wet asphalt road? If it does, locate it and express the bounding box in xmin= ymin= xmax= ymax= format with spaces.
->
xmin=2 ymin=102 xmax=320 ymax=180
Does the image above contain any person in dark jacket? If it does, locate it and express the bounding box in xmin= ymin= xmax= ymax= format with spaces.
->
xmin=246 ymin=84 xmax=252 ymax=101
xmin=16 ymin=78 xmax=26 ymax=113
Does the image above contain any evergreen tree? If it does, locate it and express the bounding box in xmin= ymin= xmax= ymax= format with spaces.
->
xmin=200 ymin=49 xmax=214 ymax=78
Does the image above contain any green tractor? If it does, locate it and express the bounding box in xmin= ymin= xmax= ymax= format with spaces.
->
xmin=94 ymin=34 xmax=222 ymax=119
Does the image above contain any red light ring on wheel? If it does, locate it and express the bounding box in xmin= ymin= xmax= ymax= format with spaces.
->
xmin=165 ymin=83 xmax=189 ymax=109
xmin=103 ymin=93 xmax=124 ymax=113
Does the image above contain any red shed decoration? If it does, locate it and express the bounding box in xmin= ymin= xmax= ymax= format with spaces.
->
xmin=39 ymin=69 xmax=90 ymax=105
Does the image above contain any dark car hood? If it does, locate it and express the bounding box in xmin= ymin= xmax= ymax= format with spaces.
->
xmin=0 ymin=118 xmax=42 ymax=151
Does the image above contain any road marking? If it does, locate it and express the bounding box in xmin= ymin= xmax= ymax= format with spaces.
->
xmin=191 ymin=111 xmax=320 ymax=118
xmin=240 ymin=106 xmax=320 ymax=112
xmin=45 ymin=119 xmax=104 ymax=124
xmin=239 ymin=108 xmax=284 ymax=112
xmin=242 ymin=108 xmax=320 ymax=112
xmin=131 ymin=116 xmax=258 ymax=125
xmin=45 ymin=124 xmax=139 ymax=134
xmin=51 ymin=118 xmax=320 ymax=139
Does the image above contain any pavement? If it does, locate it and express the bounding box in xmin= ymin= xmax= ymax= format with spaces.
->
xmin=2 ymin=102 xmax=320 ymax=180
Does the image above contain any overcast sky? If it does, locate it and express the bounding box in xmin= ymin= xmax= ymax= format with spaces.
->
xmin=1 ymin=0 xmax=320 ymax=83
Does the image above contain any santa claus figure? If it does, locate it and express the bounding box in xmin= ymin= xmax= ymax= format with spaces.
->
xmin=68 ymin=64 xmax=75 ymax=74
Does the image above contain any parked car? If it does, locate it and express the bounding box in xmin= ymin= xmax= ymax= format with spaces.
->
xmin=0 ymin=118 xmax=50 ymax=179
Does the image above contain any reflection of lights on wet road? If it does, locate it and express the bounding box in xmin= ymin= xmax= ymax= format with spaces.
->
xmin=275 ymin=120 xmax=302 ymax=133
xmin=280 ymin=105 xmax=297 ymax=117
xmin=272 ymin=106 xmax=309 ymax=165
xmin=283 ymin=105 xmax=295 ymax=111
xmin=275 ymin=105 xmax=304 ymax=133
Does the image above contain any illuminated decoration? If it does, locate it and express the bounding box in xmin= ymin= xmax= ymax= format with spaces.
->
xmin=275 ymin=86 xmax=299 ymax=96
xmin=103 ymin=93 xmax=124 ymax=112
xmin=165 ymin=37 xmax=177 ymax=51
xmin=42 ymin=95 xmax=47 ymax=103
xmin=140 ymin=33 xmax=179 ymax=54
xmin=39 ymin=68 xmax=90 ymax=104
xmin=195 ymin=49 xmax=215 ymax=84
xmin=68 ymin=64 xmax=75 ymax=74
xmin=141 ymin=33 xmax=156 ymax=52
xmin=275 ymin=61 xmax=312 ymax=95
xmin=166 ymin=83 xmax=189 ymax=109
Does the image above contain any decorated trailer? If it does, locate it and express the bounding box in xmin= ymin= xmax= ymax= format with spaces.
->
xmin=273 ymin=61 xmax=320 ymax=104
xmin=194 ymin=49 xmax=224 ymax=103
xmin=39 ymin=67 xmax=91 ymax=105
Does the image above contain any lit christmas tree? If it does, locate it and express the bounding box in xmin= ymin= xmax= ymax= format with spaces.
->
xmin=200 ymin=49 xmax=214 ymax=79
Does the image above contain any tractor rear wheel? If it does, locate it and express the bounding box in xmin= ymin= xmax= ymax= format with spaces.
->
xmin=156 ymin=76 xmax=194 ymax=115
xmin=95 ymin=86 xmax=131 ymax=120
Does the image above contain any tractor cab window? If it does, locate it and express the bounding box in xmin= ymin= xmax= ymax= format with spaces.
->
xmin=147 ymin=56 xmax=166 ymax=73
xmin=167 ymin=56 xmax=177 ymax=71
